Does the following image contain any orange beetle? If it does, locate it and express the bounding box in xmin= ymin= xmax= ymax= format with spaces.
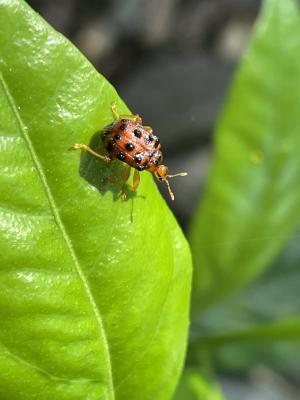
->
xmin=72 ymin=103 xmax=187 ymax=200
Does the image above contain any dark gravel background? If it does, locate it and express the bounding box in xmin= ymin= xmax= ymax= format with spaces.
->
xmin=27 ymin=0 xmax=261 ymax=230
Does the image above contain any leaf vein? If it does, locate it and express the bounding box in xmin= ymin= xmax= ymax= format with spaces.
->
xmin=0 ymin=342 xmax=102 ymax=384
xmin=0 ymin=73 xmax=115 ymax=399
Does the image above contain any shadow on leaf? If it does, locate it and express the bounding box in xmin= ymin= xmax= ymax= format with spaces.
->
xmin=78 ymin=131 xmax=138 ymax=201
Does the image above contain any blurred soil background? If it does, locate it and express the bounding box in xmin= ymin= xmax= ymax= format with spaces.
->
xmin=26 ymin=2 xmax=300 ymax=400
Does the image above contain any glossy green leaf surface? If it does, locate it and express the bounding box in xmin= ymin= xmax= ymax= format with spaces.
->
xmin=0 ymin=1 xmax=192 ymax=399
xmin=190 ymin=0 xmax=300 ymax=312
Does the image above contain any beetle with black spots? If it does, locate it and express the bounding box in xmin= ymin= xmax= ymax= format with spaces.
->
xmin=72 ymin=103 xmax=187 ymax=200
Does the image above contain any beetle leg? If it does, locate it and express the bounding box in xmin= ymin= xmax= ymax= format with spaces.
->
xmin=121 ymin=169 xmax=140 ymax=200
xmin=111 ymin=102 xmax=142 ymax=124
xmin=119 ymin=114 xmax=143 ymax=124
xmin=111 ymin=101 xmax=119 ymax=120
xmin=71 ymin=143 xmax=111 ymax=162
xmin=132 ymin=169 xmax=141 ymax=190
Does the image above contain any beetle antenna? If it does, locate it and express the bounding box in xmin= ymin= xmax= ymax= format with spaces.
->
xmin=164 ymin=172 xmax=187 ymax=200
xmin=165 ymin=179 xmax=175 ymax=201
xmin=167 ymin=172 xmax=188 ymax=178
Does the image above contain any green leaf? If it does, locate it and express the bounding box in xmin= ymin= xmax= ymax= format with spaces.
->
xmin=199 ymin=318 xmax=300 ymax=344
xmin=213 ymin=341 xmax=300 ymax=376
xmin=174 ymin=350 xmax=225 ymax=400
xmin=189 ymin=227 xmax=300 ymax=376
xmin=0 ymin=1 xmax=192 ymax=399
xmin=190 ymin=0 xmax=300 ymax=312
xmin=191 ymin=227 xmax=300 ymax=345
xmin=173 ymin=368 xmax=224 ymax=400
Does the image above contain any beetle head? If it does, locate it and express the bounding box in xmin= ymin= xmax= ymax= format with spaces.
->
xmin=154 ymin=165 xmax=187 ymax=201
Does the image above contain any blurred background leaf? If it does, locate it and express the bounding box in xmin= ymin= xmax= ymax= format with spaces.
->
xmin=192 ymin=228 xmax=300 ymax=383
xmin=190 ymin=0 xmax=300 ymax=313
xmin=192 ymin=227 xmax=300 ymax=343
xmin=174 ymin=350 xmax=225 ymax=400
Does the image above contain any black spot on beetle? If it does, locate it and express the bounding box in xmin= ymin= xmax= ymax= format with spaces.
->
xmin=117 ymin=151 xmax=126 ymax=161
xmin=145 ymin=134 xmax=155 ymax=144
xmin=154 ymin=138 xmax=160 ymax=148
xmin=121 ymin=119 xmax=129 ymax=123
xmin=137 ymin=160 xmax=149 ymax=171
xmin=125 ymin=142 xmax=135 ymax=151
xmin=119 ymin=124 xmax=126 ymax=131
xmin=134 ymin=129 xmax=142 ymax=138
xmin=134 ymin=153 xmax=143 ymax=163
xmin=113 ymin=134 xmax=121 ymax=142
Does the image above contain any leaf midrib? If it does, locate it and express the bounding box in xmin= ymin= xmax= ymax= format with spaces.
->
xmin=0 ymin=73 xmax=115 ymax=399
